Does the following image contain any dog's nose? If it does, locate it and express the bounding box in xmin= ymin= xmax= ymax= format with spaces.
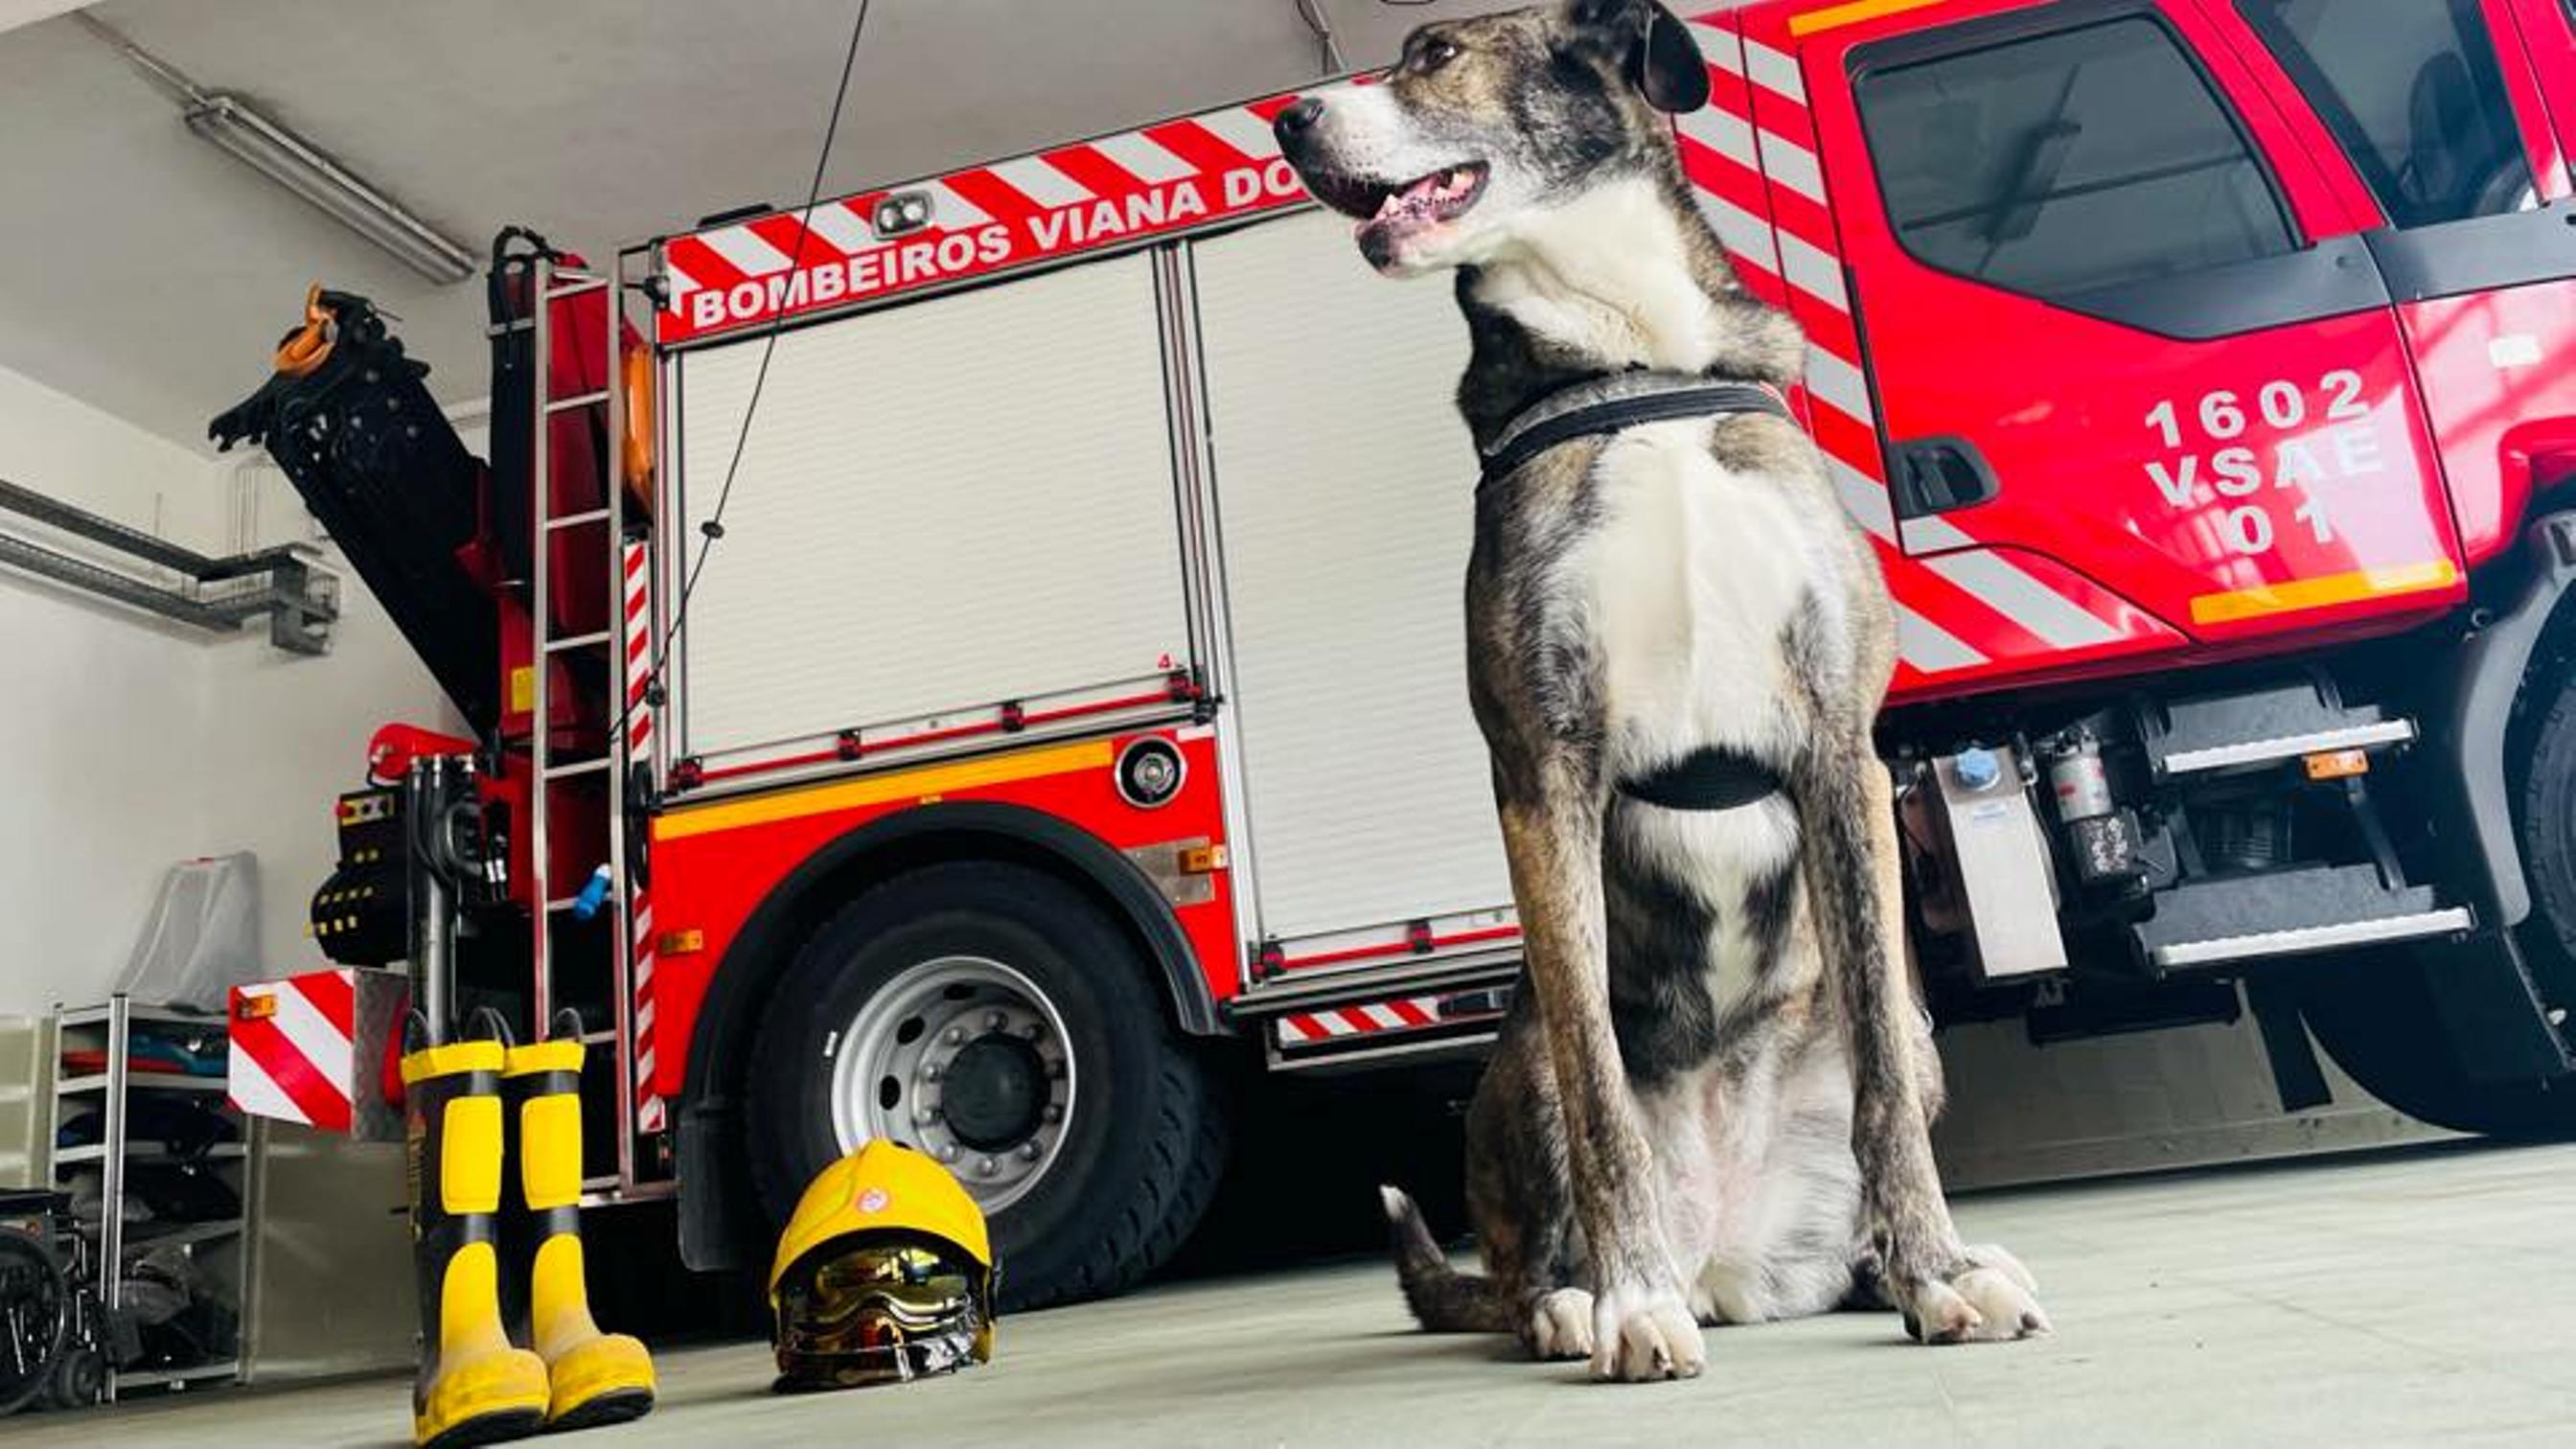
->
xmin=1274 ymin=98 xmax=1323 ymax=143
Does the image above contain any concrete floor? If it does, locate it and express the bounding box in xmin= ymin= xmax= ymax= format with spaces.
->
xmin=29 ymin=1139 xmax=2576 ymax=1447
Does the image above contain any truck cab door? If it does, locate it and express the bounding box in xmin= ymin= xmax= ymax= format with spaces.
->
xmin=2210 ymin=0 xmax=2576 ymax=566
xmin=1800 ymin=0 xmax=2467 ymax=686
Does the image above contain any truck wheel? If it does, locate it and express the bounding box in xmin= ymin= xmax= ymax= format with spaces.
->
xmin=746 ymin=861 xmax=1227 ymax=1310
xmin=2516 ymin=641 xmax=2576 ymax=987
xmin=2299 ymin=946 xmax=2576 ymax=1137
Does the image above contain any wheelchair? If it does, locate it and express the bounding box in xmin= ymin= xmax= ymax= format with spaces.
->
xmin=0 ymin=1188 xmax=114 ymax=1415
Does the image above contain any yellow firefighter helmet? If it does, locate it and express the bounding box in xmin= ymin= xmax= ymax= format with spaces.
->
xmin=769 ymin=1140 xmax=996 ymax=1391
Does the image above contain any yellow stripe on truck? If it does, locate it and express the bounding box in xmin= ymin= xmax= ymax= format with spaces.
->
xmin=1790 ymin=0 xmax=1956 ymax=37
xmin=2189 ymin=560 xmax=2459 ymax=626
xmin=653 ymin=739 xmax=1114 ymax=842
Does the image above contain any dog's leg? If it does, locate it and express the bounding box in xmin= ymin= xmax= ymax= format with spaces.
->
xmin=1496 ymin=764 xmax=1703 ymax=1382
xmin=1796 ymin=740 xmax=2048 ymax=1344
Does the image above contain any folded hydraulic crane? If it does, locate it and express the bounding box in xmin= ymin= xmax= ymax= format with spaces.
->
xmin=212 ymin=233 xmax=657 ymax=1447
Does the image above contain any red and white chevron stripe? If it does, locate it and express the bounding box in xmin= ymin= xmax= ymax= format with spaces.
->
xmin=1684 ymin=6 xmax=2175 ymax=694
xmin=660 ymin=95 xmax=1307 ymax=345
xmin=1275 ymin=991 xmax=1507 ymax=1047
xmin=623 ymin=536 xmax=667 ymax=1134
xmin=229 ymin=971 xmax=359 ymax=1134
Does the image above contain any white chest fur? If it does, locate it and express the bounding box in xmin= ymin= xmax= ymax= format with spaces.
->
xmin=1568 ymin=419 xmax=1820 ymax=778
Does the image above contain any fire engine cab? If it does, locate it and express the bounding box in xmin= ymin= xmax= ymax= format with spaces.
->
xmin=218 ymin=0 xmax=2576 ymax=1311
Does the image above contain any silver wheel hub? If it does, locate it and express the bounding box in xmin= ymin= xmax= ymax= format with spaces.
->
xmin=829 ymin=954 xmax=1074 ymax=1213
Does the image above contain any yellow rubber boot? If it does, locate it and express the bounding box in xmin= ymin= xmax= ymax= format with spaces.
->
xmin=504 ymin=1029 xmax=656 ymax=1430
xmin=403 ymin=1038 xmax=551 ymax=1449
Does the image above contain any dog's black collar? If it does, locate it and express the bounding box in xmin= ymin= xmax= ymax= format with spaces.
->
xmin=1478 ymin=371 xmax=1793 ymax=492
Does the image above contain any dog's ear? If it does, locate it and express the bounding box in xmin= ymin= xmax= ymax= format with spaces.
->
xmin=1564 ymin=0 xmax=1710 ymax=114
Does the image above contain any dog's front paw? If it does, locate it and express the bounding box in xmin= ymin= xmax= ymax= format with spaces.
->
xmin=1590 ymin=1283 xmax=1705 ymax=1382
xmin=1524 ymin=1288 xmax=1595 ymax=1362
xmin=1894 ymin=1245 xmax=2049 ymax=1345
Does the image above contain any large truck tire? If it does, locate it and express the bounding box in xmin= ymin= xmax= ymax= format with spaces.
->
xmin=2514 ymin=639 xmax=2576 ymax=987
xmin=2302 ymin=649 xmax=2576 ymax=1138
xmin=2299 ymin=946 xmax=2576 ymax=1138
xmin=745 ymin=861 xmax=1228 ymax=1310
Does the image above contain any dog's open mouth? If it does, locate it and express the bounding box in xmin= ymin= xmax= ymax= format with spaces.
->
xmin=1308 ymin=162 xmax=1489 ymax=248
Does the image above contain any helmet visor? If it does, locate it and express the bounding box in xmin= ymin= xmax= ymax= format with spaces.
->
xmin=775 ymin=1241 xmax=982 ymax=1389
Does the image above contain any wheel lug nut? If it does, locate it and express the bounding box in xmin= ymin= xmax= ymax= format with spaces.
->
xmin=1042 ymin=1103 xmax=1063 ymax=1124
xmin=938 ymin=1144 xmax=959 ymax=1163
xmin=914 ymin=1107 xmax=939 ymax=1125
xmin=1047 ymin=1059 xmax=1065 ymax=1079
xmin=978 ymin=1157 xmax=998 ymax=1176
xmin=1019 ymin=1142 xmax=1040 ymax=1162
xmin=1021 ymin=1024 xmax=1042 ymax=1040
xmin=985 ymin=1010 xmax=1005 ymax=1031
xmin=921 ymin=1063 xmax=941 ymax=1082
xmin=945 ymin=1026 xmax=966 ymax=1046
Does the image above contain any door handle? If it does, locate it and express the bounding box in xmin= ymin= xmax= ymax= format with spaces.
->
xmin=1889 ymin=436 xmax=2001 ymax=519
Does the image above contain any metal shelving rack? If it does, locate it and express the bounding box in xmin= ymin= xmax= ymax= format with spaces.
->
xmin=47 ymin=995 xmax=264 ymax=1402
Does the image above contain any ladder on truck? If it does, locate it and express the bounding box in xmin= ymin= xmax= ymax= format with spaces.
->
xmin=511 ymin=243 xmax=669 ymax=1202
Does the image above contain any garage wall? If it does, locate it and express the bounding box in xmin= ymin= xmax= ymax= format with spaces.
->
xmin=0 ymin=362 xmax=222 ymax=1016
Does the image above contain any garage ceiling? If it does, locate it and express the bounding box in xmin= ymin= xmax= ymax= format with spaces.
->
xmin=0 ymin=0 xmax=1515 ymax=450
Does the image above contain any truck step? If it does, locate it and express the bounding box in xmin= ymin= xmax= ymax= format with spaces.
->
xmin=2133 ymin=863 xmax=2473 ymax=971
xmin=2144 ymin=678 xmax=2413 ymax=778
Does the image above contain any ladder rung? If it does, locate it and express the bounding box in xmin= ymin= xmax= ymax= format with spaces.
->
xmin=544 ymin=389 xmax=610 ymax=415
xmin=546 ymin=276 xmax=610 ymax=300
xmin=543 ymin=758 xmax=611 ymax=780
xmin=544 ymin=508 xmax=610 ymax=532
xmin=580 ymin=1030 xmax=617 ymax=1046
xmin=545 ymin=631 xmax=612 ymax=654
xmin=544 ymin=897 xmax=582 ymax=913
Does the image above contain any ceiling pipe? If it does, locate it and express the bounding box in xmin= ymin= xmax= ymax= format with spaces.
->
xmin=69 ymin=11 xmax=476 ymax=284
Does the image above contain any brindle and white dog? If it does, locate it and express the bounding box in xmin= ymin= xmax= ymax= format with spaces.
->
xmin=1273 ymin=0 xmax=2049 ymax=1382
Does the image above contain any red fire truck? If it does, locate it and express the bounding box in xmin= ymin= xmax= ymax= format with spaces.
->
xmin=219 ymin=0 xmax=2576 ymax=1311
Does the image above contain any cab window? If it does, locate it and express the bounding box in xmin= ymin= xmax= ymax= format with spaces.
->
xmin=2240 ymin=0 xmax=2535 ymax=226
xmin=1854 ymin=17 xmax=2297 ymax=305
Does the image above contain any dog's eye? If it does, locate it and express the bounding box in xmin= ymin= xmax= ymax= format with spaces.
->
xmin=1416 ymin=38 xmax=1460 ymax=73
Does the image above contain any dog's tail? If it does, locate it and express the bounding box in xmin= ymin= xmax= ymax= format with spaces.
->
xmin=1380 ymin=1184 xmax=1513 ymax=1333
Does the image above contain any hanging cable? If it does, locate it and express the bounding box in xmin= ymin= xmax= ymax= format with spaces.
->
xmin=1292 ymin=0 xmax=1349 ymax=74
xmin=611 ymin=0 xmax=872 ymax=749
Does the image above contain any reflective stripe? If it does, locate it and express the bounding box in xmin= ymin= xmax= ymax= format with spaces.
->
xmin=801 ymin=201 xmax=876 ymax=254
xmin=698 ymin=225 xmax=795 ymax=278
xmin=1758 ymin=130 xmax=1827 ymax=203
xmin=1676 ymin=106 xmax=1760 ymax=171
xmin=1743 ymin=37 xmax=1806 ymax=103
xmin=916 ymin=180 xmax=994 ymax=230
xmin=984 ymin=155 xmax=1092 ymax=209
xmin=1922 ymin=552 xmax=2126 ymax=649
xmin=1694 ymin=192 xmax=1781 ymax=274
xmin=1829 ymin=457 xmax=1896 ymax=542
xmin=1804 ymin=346 xmax=1874 ymax=425
xmin=1091 ymin=129 xmax=1202 ymax=184
xmin=1190 ymin=105 xmax=1285 ymax=161
xmin=1777 ymin=230 xmax=1847 ymax=310
xmin=226 ymin=1047 xmax=307 ymax=1125
xmin=1895 ymin=603 xmax=1987 ymax=672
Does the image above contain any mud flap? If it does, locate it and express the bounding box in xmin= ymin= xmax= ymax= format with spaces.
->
xmin=2423 ymin=934 xmax=2575 ymax=1085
